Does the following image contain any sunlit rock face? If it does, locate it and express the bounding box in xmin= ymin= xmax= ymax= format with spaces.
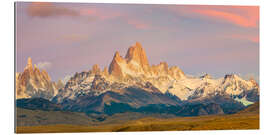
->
xmin=16 ymin=57 xmax=63 ymax=100
xmin=53 ymin=42 xmax=259 ymax=104
xmin=17 ymin=43 xmax=259 ymax=110
xmin=108 ymin=42 xmax=185 ymax=80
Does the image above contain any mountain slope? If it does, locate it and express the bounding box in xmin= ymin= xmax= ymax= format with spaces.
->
xmin=17 ymin=42 xmax=259 ymax=117
xmin=16 ymin=57 xmax=63 ymax=100
xmin=57 ymin=86 xmax=181 ymax=115
xmin=54 ymin=42 xmax=259 ymax=104
xmin=16 ymin=98 xmax=62 ymax=111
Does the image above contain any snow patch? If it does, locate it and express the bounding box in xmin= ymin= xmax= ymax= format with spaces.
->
xmin=235 ymin=97 xmax=254 ymax=106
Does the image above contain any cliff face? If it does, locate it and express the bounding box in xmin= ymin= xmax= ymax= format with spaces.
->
xmin=55 ymin=42 xmax=258 ymax=102
xmin=17 ymin=43 xmax=259 ymax=117
xmin=16 ymin=57 xmax=63 ymax=99
xmin=108 ymin=42 xmax=185 ymax=80
xmin=125 ymin=42 xmax=151 ymax=73
xmin=108 ymin=51 xmax=125 ymax=78
xmin=18 ymin=43 xmax=259 ymax=107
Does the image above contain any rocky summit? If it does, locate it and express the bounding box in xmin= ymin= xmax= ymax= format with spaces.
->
xmin=16 ymin=57 xmax=63 ymax=99
xmin=108 ymin=42 xmax=185 ymax=80
xmin=16 ymin=42 xmax=259 ymax=116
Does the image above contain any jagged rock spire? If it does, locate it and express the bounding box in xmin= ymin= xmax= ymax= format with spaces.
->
xmin=109 ymin=42 xmax=151 ymax=78
xmin=125 ymin=42 xmax=149 ymax=67
xmin=108 ymin=42 xmax=185 ymax=79
xmin=16 ymin=57 xmax=59 ymax=99
xmin=108 ymin=51 xmax=124 ymax=77
xmin=27 ymin=57 xmax=33 ymax=67
xmin=24 ymin=57 xmax=33 ymax=70
xmin=92 ymin=64 xmax=101 ymax=74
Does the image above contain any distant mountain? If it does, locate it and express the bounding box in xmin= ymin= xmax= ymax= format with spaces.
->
xmin=16 ymin=57 xmax=64 ymax=100
xmin=53 ymin=42 xmax=259 ymax=103
xmin=16 ymin=42 xmax=259 ymax=117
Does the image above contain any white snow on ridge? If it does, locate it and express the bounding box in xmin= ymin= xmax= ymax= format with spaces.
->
xmin=150 ymin=74 xmax=258 ymax=101
xmin=235 ymin=97 xmax=254 ymax=106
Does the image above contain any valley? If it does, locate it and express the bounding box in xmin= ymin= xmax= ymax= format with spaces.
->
xmin=16 ymin=108 xmax=259 ymax=133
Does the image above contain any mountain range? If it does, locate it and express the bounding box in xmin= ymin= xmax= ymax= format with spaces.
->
xmin=16 ymin=42 xmax=259 ymax=117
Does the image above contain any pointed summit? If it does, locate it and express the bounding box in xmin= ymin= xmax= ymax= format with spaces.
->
xmin=16 ymin=57 xmax=59 ymax=99
xmin=112 ymin=51 xmax=125 ymax=63
xmin=92 ymin=64 xmax=101 ymax=74
xmin=108 ymin=42 xmax=151 ymax=78
xmin=135 ymin=41 xmax=143 ymax=48
xmin=108 ymin=42 xmax=185 ymax=79
xmin=108 ymin=51 xmax=125 ymax=77
xmin=115 ymin=51 xmax=120 ymax=57
xmin=27 ymin=57 xmax=32 ymax=66
xmin=125 ymin=42 xmax=149 ymax=67
xmin=25 ymin=57 xmax=33 ymax=70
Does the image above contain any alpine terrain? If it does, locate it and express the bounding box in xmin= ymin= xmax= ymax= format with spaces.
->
xmin=16 ymin=42 xmax=260 ymax=132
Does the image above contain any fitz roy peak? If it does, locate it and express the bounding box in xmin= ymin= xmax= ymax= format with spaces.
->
xmin=109 ymin=42 xmax=185 ymax=80
xmin=109 ymin=42 xmax=150 ymax=77
xmin=16 ymin=42 xmax=259 ymax=115
xmin=52 ymin=42 xmax=259 ymax=106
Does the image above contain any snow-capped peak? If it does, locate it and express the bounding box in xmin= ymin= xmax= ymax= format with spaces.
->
xmin=49 ymin=43 xmax=259 ymax=104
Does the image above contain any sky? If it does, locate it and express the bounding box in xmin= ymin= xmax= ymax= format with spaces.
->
xmin=16 ymin=2 xmax=259 ymax=82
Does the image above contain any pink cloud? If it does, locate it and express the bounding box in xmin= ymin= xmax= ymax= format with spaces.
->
xmin=27 ymin=2 xmax=79 ymax=17
xmin=229 ymin=34 xmax=259 ymax=43
xmin=27 ymin=3 xmax=151 ymax=30
xmin=127 ymin=19 xmax=149 ymax=29
xmin=80 ymin=8 xmax=150 ymax=30
xmin=167 ymin=6 xmax=259 ymax=28
xmin=79 ymin=8 xmax=123 ymax=20
xmin=250 ymin=36 xmax=259 ymax=43
xmin=192 ymin=8 xmax=257 ymax=28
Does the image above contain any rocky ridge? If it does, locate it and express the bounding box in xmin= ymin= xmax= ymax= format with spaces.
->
xmin=53 ymin=42 xmax=259 ymax=105
xmin=16 ymin=42 xmax=259 ymax=108
xmin=16 ymin=57 xmax=64 ymax=99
